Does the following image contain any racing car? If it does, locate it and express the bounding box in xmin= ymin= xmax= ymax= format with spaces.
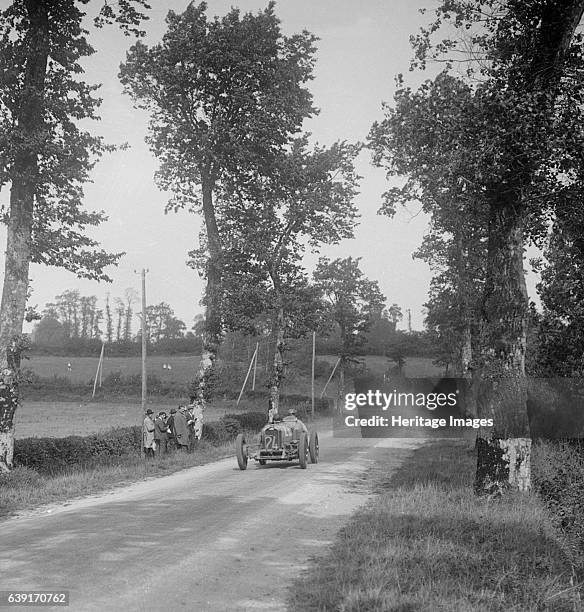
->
xmin=235 ymin=411 xmax=319 ymax=470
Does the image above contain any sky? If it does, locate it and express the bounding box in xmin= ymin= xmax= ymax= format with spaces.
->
xmin=0 ymin=0 xmax=540 ymax=335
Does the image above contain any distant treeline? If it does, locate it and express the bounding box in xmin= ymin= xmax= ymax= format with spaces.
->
xmin=29 ymin=329 xmax=436 ymax=363
xmin=31 ymin=290 xmax=437 ymax=361
xmin=32 ymin=290 xmax=198 ymax=353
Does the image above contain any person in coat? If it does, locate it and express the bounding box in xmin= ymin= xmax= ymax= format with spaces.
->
xmin=154 ymin=411 xmax=169 ymax=455
xmin=188 ymin=395 xmax=204 ymax=442
xmin=142 ymin=409 xmax=156 ymax=458
xmin=166 ymin=407 xmax=177 ymax=452
xmin=173 ymin=406 xmax=190 ymax=452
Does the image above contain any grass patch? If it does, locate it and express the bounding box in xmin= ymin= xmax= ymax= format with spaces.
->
xmin=289 ymin=441 xmax=580 ymax=611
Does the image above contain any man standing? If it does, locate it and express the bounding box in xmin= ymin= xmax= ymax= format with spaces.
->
xmin=189 ymin=396 xmax=204 ymax=443
xmin=173 ymin=406 xmax=190 ymax=452
xmin=154 ymin=411 xmax=169 ymax=456
xmin=167 ymin=407 xmax=177 ymax=451
xmin=142 ymin=409 xmax=156 ymax=458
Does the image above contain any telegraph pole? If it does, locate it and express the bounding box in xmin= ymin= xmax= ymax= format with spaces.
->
xmin=407 ymin=308 xmax=412 ymax=333
xmin=140 ymin=269 xmax=147 ymax=412
xmin=135 ymin=268 xmax=148 ymax=459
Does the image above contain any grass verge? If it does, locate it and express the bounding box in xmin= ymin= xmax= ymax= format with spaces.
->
xmin=0 ymin=439 xmax=235 ymax=519
xmin=289 ymin=440 xmax=581 ymax=612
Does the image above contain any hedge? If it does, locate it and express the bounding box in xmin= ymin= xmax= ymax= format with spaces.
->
xmin=14 ymin=426 xmax=142 ymax=473
xmin=533 ymin=440 xmax=584 ymax=571
xmin=13 ymin=413 xmax=267 ymax=474
xmin=223 ymin=411 xmax=267 ymax=432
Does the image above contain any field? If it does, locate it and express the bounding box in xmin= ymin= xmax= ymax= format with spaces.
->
xmin=24 ymin=353 xmax=442 ymax=386
xmin=16 ymin=354 xmax=442 ymax=440
xmin=318 ymin=354 xmax=443 ymax=378
xmin=24 ymin=354 xmax=200 ymax=385
xmin=14 ymin=398 xmax=258 ymax=439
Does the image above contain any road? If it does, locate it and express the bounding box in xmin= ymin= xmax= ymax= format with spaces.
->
xmin=0 ymin=432 xmax=425 ymax=612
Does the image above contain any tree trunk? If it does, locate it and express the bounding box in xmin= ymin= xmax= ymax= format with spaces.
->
xmin=474 ymin=195 xmax=530 ymax=494
xmin=459 ymin=323 xmax=472 ymax=376
xmin=268 ymin=298 xmax=285 ymax=418
xmin=459 ymin=322 xmax=479 ymax=418
xmin=0 ymin=1 xmax=49 ymax=472
xmin=195 ymin=175 xmax=223 ymax=406
xmin=473 ymin=0 xmax=584 ymax=494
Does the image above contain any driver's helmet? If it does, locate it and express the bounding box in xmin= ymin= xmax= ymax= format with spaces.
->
xmin=287 ymin=408 xmax=297 ymax=416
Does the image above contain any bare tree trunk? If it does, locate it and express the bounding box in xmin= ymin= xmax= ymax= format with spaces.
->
xmin=195 ymin=176 xmax=222 ymax=405
xmin=268 ymin=299 xmax=285 ymax=417
xmin=0 ymin=0 xmax=49 ymax=472
xmin=105 ymin=295 xmax=113 ymax=344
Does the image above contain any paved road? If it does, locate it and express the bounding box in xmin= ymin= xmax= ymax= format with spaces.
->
xmin=0 ymin=431 xmax=424 ymax=611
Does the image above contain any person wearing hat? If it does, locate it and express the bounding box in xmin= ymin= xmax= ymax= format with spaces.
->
xmin=188 ymin=395 xmax=204 ymax=446
xmin=166 ymin=407 xmax=177 ymax=451
xmin=154 ymin=411 xmax=169 ymax=456
xmin=173 ymin=405 xmax=190 ymax=452
xmin=282 ymin=408 xmax=308 ymax=439
xmin=142 ymin=409 xmax=156 ymax=458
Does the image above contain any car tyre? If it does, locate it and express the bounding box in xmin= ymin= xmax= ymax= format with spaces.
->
xmin=309 ymin=431 xmax=319 ymax=464
xmin=298 ymin=432 xmax=308 ymax=469
xmin=236 ymin=433 xmax=248 ymax=470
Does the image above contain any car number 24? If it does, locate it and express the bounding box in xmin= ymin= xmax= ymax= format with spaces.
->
xmin=264 ymin=433 xmax=277 ymax=449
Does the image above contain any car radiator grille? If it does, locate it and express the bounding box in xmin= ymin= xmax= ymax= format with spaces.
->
xmin=263 ymin=428 xmax=282 ymax=450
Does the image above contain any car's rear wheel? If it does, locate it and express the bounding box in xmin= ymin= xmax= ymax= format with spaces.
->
xmin=236 ymin=433 xmax=248 ymax=470
xmin=309 ymin=431 xmax=319 ymax=464
xmin=258 ymin=459 xmax=266 ymax=466
xmin=298 ymin=433 xmax=308 ymax=469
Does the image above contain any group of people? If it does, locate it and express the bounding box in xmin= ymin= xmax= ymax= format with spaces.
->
xmin=142 ymin=396 xmax=204 ymax=457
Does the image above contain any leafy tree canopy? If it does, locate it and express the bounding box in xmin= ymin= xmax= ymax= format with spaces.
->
xmin=0 ymin=0 xmax=150 ymax=280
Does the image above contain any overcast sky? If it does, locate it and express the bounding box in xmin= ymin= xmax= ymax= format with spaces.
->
xmin=0 ymin=0 xmax=538 ymax=335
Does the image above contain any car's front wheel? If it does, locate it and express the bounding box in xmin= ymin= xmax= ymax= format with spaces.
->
xmin=236 ymin=433 xmax=248 ymax=470
xmin=309 ymin=431 xmax=319 ymax=464
xmin=298 ymin=433 xmax=308 ymax=469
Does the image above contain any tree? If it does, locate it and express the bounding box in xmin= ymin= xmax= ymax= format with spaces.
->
xmin=0 ymin=0 xmax=150 ymax=471
xmin=369 ymin=72 xmax=489 ymax=379
xmin=114 ymin=298 xmax=125 ymax=342
xmin=53 ymin=290 xmax=79 ymax=338
xmin=32 ymin=313 xmax=65 ymax=348
xmin=80 ymin=295 xmax=98 ymax=339
xmin=365 ymin=309 xmax=399 ymax=355
xmin=532 ymin=198 xmax=584 ymax=376
xmin=313 ymin=257 xmax=386 ymax=406
xmin=368 ymin=0 xmax=584 ymax=493
xmin=145 ymin=302 xmax=186 ymax=344
xmin=92 ymin=307 xmax=102 ymax=340
xmin=217 ymin=137 xmax=360 ymax=413
xmin=119 ymin=2 xmax=317 ymax=406
xmin=123 ymin=288 xmax=137 ymax=341
xmin=387 ymin=304 xmax=403 ymax=331
xmin=105 ymin=294 xmax=113 ymax=344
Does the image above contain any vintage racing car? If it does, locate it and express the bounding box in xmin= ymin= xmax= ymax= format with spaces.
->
xmin=235 ymin=414 xmax=319 ymax=470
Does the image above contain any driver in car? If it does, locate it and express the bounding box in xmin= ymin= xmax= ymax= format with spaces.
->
xmin=282 ymin=408 xmax=308 ymax=439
